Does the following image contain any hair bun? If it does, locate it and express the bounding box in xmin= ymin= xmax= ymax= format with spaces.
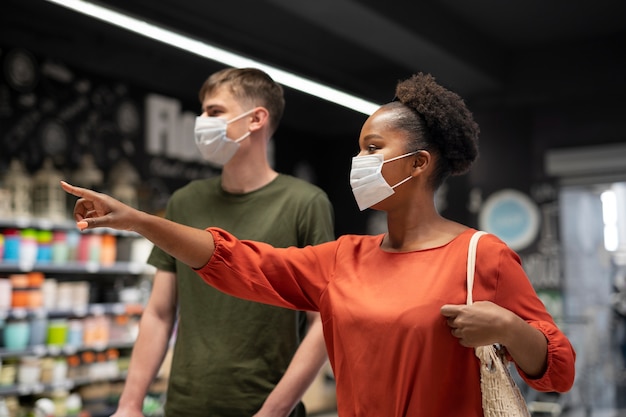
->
xmin=395 ymin=73 xmax=479 ymax=175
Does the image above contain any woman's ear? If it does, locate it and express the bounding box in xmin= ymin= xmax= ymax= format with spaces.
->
xmin=411 ymin=150 xmax=431 ymax=176
xmin=248 ymin=107 xmax=269 ymax=132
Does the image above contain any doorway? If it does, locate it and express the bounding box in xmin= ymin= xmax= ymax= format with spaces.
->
xmin=559 ymin=181 xmax=626 ymax=414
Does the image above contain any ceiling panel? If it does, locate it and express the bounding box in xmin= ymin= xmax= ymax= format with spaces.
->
xmin=2 ymin=0 xmax=625 ymax=137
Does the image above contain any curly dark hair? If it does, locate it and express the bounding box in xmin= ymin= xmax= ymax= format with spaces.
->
xmin=386 ymin=72 xmax=479 ymax=189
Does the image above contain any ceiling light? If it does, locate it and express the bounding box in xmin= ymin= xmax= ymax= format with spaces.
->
xmin=44 ymin=0 xmax=381 ymax=115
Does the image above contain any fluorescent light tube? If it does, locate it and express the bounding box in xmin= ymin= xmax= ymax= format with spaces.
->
xmin=44 ymin=0 xmax=381 ymax=115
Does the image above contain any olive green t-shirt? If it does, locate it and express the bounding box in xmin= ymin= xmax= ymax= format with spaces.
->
xmin=147 ymin=174 xmax=335 ymax=417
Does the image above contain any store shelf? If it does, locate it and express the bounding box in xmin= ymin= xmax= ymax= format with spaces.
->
xmin=0 ymin=302 xmax=143 ymax=321
xmin=0 ymin=218 xmax=140 ymax=237
xmin=0 ymin=218 xmax=150 ymax=409
xmin=0 ymin=340 xmax=136 ymax=359
xmin=0 ymin=261 xmax=155 ymax=275
xmin=0 ymin=372 xmax=129 ymax=397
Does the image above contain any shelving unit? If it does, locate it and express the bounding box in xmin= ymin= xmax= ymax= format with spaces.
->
xmin=0 ymin=217 xmax=154 ymax=415
xmin=0 ymin=262 xmax=154 ymax=275
xmin=0 ymin=367 xmax=130 ymax=397
xmin=0 ymin=336 xmax=136 ymax=360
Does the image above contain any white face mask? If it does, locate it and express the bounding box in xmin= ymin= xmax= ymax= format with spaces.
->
xmin=349 ymin=151 xmax=418 ymax=211
xmin=194 ymin=109 xmax=254 ymax=166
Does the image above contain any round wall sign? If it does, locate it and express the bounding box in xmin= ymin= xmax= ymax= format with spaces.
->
xmin=478 ymin=189 xmax=540 ymax=251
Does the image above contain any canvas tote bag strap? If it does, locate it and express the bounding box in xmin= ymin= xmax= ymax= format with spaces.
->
xmin=466 ymin=231 xmax=488 ymax=306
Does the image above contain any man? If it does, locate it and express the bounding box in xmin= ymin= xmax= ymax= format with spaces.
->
xmin=111 ymin=68 xmax=334 ymax=417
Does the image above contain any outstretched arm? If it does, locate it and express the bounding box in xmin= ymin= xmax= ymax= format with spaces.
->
xmin=61 ymin=181 xmax=215 ymax=269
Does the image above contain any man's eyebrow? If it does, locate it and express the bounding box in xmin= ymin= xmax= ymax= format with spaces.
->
xmin=202 ymin=104 xmax=222 ymax=112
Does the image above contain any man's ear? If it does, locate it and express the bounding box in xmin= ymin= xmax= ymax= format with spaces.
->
xmin=249 ymin=107 xmax=269 ymax=132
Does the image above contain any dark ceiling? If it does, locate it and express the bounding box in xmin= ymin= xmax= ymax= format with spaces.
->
xmin=3 ymin=0 xmax=626 ymax=137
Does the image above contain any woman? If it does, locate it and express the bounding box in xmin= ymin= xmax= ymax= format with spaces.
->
xmin=62 ymin=73 xmax=575 ymax=416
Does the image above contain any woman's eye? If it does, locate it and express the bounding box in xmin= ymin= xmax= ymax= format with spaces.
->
xmin=367 ymin=145 xmax=378 ymax=152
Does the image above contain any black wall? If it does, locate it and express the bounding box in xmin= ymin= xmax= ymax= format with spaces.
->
xmin=2 ymin=39 xmax=626 ymax=241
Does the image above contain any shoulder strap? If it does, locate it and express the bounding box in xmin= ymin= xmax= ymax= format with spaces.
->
xmin=466 ymin=231 xmax=488 ymax=306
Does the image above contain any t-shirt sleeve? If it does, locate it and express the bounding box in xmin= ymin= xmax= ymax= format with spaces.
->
xmin=297 ymin=189 xmax=335 ymax=246
xmin=146 ymin=244 xmax=175 ymax=272
xmin=146 ymin=200 xmax=177 ymax=272
xmin=477 ymin=236 xmax=576 ymax=393
xmin=196 ymin=227 xmax=337 ymax=312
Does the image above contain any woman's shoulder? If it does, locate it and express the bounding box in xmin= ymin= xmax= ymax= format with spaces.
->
xmin=474 ymin=230 xmax=511 ymax=250
xmin=446 ymin=229 xmax=515 ymax=262
xmin=333 ymin=233 xmax=384 ymax=250
xmin=468 ymin=230 xmax=522 ymax=268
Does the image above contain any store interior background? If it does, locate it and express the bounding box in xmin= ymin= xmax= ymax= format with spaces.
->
xmin=2 ymin=0 xmax=626 ymax=415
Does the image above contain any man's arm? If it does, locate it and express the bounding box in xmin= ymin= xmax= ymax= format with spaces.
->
xmin=110 ymin=270 xmax=178 ymax=417
xmin=253 ymin=311 xmax=328 ymax=417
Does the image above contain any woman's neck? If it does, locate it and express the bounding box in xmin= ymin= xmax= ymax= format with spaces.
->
xmin=382 ymin=205 xmax=466 ymax=252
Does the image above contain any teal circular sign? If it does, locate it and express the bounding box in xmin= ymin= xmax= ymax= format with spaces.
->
xmin=479 ymin=189 xmax=540 ymax=250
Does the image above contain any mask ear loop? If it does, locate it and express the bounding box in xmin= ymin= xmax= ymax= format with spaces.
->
xmin=386 ymin=150 xmax=421 ymax=189
xmin=233 ymin=132 xmax=251 ymax=143
xmin=227 ymin=108 xmax=256 ymax=142
xmin=390 ymin=175 xmax=413 ymax=189
xmin=383 ymin=150 xmax=420 ymax=164
xmin=226 ymin=108 xmax=256 ymax=124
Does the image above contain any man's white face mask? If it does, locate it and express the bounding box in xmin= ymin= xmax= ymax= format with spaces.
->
xmin=194 ymin=109 xmax=254 ymax=166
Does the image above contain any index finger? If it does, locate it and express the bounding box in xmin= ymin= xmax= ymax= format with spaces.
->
xmin=60 ymin=180 xmax=87 ymax=197
xmin=440 ymin=304 xmax=463 ymax=318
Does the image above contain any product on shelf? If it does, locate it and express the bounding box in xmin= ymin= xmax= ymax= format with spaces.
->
xmin=3 ymin=318 xmax=29 ymax=350
xmin=0 ymin=278 xmax=10 ymax=310
xmin=0 ymin=217 xmax=152 ymax=414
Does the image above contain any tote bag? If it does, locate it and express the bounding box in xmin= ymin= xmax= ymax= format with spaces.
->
xmin=466 ymin=231 xmax=531 ymax=417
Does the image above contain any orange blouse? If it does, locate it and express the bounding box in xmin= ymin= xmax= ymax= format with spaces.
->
xmin=198 ymin=228 xmax=576 ymax=417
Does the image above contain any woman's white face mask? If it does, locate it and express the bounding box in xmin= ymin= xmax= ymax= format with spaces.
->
xmin=349 ymin=151 xmax=418 ymax=211
xmin=194 ymin=109 xmax=254 ymax=166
